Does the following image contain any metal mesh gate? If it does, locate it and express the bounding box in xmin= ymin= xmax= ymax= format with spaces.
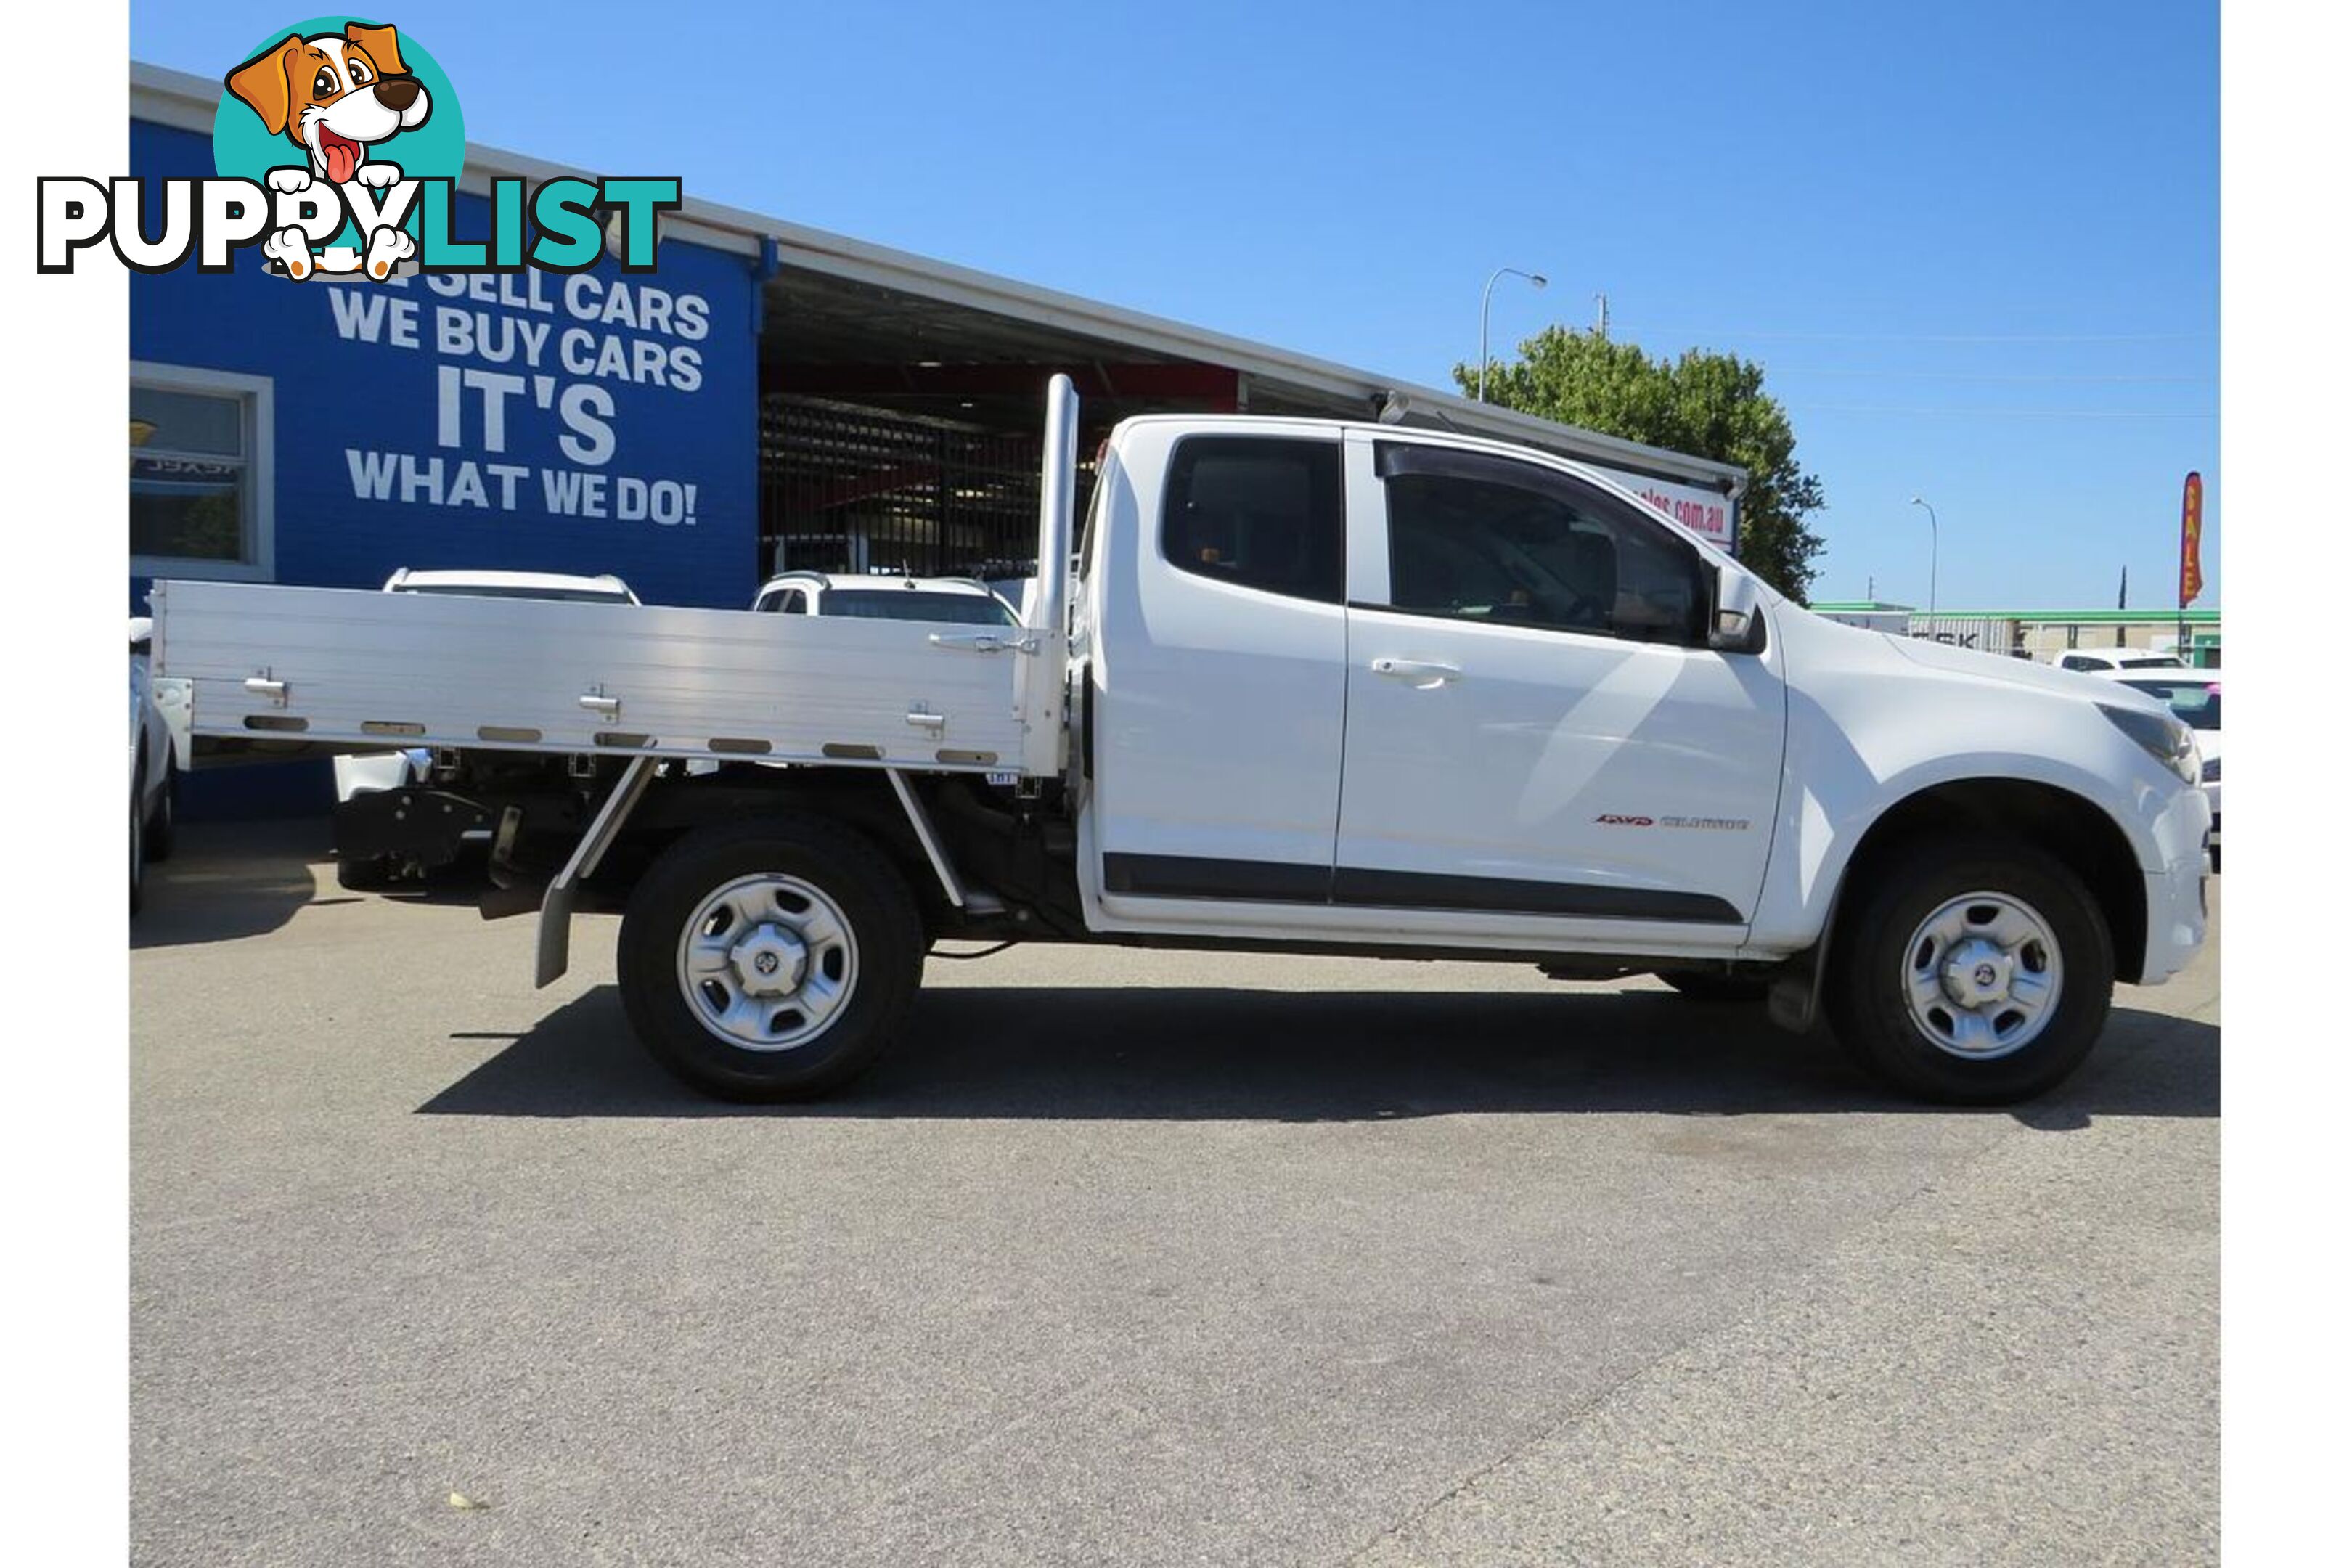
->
xmin=759 ymin=396 xmax=1048 ymax=579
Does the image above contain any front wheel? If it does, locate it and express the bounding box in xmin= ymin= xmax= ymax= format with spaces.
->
xmin=1825 ymin=836 xmax=2114 ymax=1105
xmin=617 ymin=816 xmax=924 ymax=1101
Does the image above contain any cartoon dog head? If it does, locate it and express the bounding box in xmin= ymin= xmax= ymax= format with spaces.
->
xmin=226 ymin=23 xmax=430 ymax=184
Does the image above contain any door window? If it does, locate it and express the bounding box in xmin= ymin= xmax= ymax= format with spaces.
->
xmin=1161 ymin=436 xmax=1344 ymax=603
xmin=1373 ymin=443 xmax=1708 ymax=646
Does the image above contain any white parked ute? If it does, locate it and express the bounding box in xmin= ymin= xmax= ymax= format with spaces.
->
xmin=2099 ymin=667 xmax=2221 ymax=870
xmin=147 ymin=380 xmax=2208 ymax=1105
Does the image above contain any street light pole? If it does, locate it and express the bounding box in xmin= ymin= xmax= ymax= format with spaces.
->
xmin=1478 ymin=266 xmax=1548 ymax=401
xmin=1909 ymin=496 xmax=1940 ymax=620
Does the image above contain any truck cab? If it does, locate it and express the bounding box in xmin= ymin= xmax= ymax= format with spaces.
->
xmin=1074 ymin=417 xmax=1781 ymax=952
xmin=150 ymin=379 xmax=2210 ymax=1108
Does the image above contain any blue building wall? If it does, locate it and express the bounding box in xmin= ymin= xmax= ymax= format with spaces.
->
xmin=131 ymin=118 xmax=761 ymax=610
xmin=130 ymin=118 xmax=764 ymax=816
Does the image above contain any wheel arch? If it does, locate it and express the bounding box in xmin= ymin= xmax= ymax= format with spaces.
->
xmin=626 ymin=766 xmax=957 ymax=934
xmin=1836 ymin=777 xmax=2149 ymax=982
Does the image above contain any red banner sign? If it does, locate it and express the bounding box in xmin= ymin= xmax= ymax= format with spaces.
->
xmin=2179 ymin=471 xmax=2203 ymax=607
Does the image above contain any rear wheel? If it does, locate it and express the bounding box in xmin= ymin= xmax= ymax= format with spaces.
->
xmin=618 ymin=816 xmax=923 ymax=1101
xmin=1826 ymin=836 xmax=2113 ymax=1104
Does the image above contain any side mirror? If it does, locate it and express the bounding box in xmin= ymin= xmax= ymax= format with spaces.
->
xmin=128 ymin=615 xmax=154 ymax=653
xmin=1707 ymin=567 xmax=1764 ymax=653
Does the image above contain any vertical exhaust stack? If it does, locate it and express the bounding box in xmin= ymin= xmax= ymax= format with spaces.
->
xmin=1019 ymin=374 xmax=1079 ymax=779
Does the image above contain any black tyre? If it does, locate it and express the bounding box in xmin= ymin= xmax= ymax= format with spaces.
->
xmin=1662 ymin=971 xmax=1771 ymax=1004
xmin=617 ymin=815 xmax=924 ymax=1102
xmin=144 ymin=767 xmax=176 ymax=863
xmin=129 ymin=767 xmax=146 ymax=917
xmin=1825 ymin=834 xmax=2114 ymax=1105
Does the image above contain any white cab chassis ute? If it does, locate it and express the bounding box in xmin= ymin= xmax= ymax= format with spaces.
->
xmin=151 ymin=380 xmax=2209 ymax=1105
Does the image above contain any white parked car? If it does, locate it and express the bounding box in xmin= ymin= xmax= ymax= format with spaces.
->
xmin=334 ymin=569 xmax=642 ymax=887
xmin=751 ymin=571 xmax=1018 ymax=626
xmin=2051 ymin=648 xmax=2186 ymax=674
xmin=2102 ymin=668 xmax=2221 ymax=867
xmin=128 ymin=616 xmax=176 ymax=912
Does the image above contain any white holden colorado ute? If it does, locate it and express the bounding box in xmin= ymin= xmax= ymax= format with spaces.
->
xmin=149 ymin=378 xmax=2209 ymax=1105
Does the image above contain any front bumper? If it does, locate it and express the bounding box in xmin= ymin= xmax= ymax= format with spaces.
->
xmin=2139 ymin=787 xmax=2212 ymax=985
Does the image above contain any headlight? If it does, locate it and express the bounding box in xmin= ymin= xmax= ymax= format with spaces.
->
xmin=2201 ymin=754 xmax=2221 ymax=783
xmin=2100 ymin=703 xmax=2199 ymax=785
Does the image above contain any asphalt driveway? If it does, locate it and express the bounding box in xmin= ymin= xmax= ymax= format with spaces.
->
xmin=131 ymin=820 xmax=2218 ymax=1566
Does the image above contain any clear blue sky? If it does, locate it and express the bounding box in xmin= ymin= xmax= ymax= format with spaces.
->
xmin=134 ymin=0 xmax=2218 ymax=611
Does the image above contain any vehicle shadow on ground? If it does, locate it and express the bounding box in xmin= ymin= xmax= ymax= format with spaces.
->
xmin=417 ymin=984 xmax=2217 ymax=1126
xmin=133 ymin=818 xmax=332 ymax=950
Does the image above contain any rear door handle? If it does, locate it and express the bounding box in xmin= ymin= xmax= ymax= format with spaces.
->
xmin=1370 ymin=657 xmax=1463 ymax=688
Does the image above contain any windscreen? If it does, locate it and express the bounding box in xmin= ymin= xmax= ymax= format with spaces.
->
xmin=820 ymin=591 xmax=1014 ymax=626
xmin=2120 ymin=678 xmax=2221 ymax=730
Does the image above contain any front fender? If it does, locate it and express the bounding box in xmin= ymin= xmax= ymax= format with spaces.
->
xmin=1746 ymin=620 xmax=2203 ymax=954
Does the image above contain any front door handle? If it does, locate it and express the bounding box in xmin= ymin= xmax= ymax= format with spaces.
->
xmin=1370 ymin=657 xmax=1463 ymax=688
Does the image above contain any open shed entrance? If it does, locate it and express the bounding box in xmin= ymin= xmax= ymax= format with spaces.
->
xmin=754 ymin=266 xmax=1319 ymax=581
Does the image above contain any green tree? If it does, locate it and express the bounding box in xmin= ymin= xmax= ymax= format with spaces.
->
xmin=1455 ymin=327 xmax=1826 ymax=599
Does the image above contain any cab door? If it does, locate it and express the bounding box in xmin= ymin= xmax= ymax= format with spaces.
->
xmin=1085 ymin=422 xmax=1350 ymax=907
xmin=1333 ymin=432 xmax=1786 ymax=938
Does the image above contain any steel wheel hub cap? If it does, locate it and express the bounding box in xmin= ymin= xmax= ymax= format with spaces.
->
xmin=677 ymin=873 xmax=859 ymax=1053
xmin=1901 ymin=891 xmax=2063 ymax=1061
xmin=1943 ymin=940 xmax=2014 ymax=1010
xmin=731 ymin=926 xmax=809 ymax=996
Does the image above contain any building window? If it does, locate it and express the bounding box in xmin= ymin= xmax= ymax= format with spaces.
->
xmin=131 ymin=363 xmax=273 ymax=581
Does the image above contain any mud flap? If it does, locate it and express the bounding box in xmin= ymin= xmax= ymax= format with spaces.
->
xmin=1767 ymin=966 xmax=1820 ymax=1032
xmin=1766 ymin=883 xmax=1844 ymax=1034
xmin=535 ymin=755 xmax=656 ymax=988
